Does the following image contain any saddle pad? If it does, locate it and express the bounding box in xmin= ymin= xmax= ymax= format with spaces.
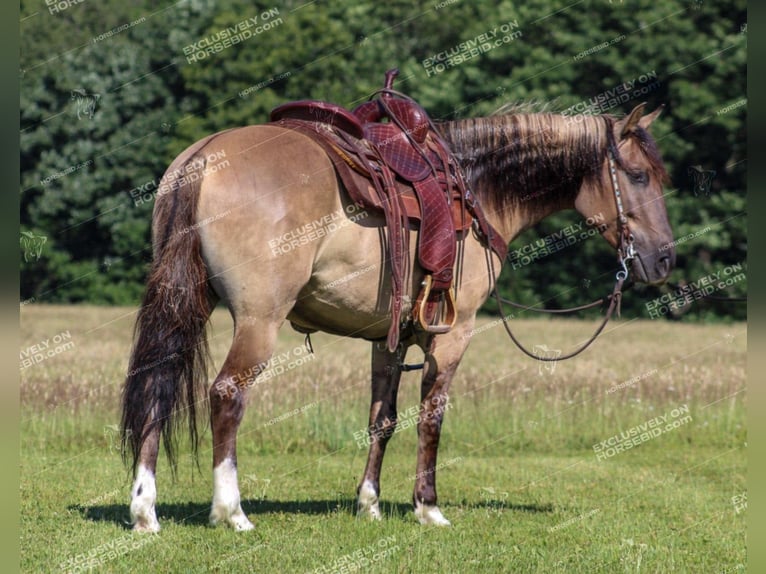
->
xmin=345 ymin=179 xmax=471 ymax=234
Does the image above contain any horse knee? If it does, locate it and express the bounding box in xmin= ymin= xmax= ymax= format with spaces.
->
xmin=418 ymin=404 xmax=450 ymax=439
xmin=370 ymin=415 xmax=397 ymax=445
xmin=418 ymin=415 xmax=441 ymax=437
xmin=419 ymin=395 xmax=450 ymax=433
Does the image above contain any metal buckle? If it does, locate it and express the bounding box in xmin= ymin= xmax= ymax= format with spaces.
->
xmin=616 ymin=233 xmax=635 ymax=281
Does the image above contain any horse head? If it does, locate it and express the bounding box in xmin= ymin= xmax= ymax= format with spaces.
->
xmin=575 ymin=103 xmax=675 ymax=285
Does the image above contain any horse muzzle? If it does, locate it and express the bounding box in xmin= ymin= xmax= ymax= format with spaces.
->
xmin=631 ymin=245 xmax=675 ymax=286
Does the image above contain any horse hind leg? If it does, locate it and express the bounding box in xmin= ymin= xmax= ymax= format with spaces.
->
xmin=209 ymin=321 xmax=278 ymax=531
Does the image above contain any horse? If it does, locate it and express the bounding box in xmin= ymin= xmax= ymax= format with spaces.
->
xmin=120 ymin=101 xmax=675 ymax=531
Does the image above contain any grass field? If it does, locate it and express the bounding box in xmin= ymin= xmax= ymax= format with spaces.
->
xmin=20 ymin=305 xmax=746 ymax=573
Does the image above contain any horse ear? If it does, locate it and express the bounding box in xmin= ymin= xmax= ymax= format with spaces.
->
xmin=615 ymin=103 xmax=647 ymax=139
xmin=638 ymin=104 xmax=663 ymax=129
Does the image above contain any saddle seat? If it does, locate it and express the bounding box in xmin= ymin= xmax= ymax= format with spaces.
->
xmin=270 ymin=69 xmax=506 ymax=350
xmin=269 ymin=100 xmax=365 ymax=139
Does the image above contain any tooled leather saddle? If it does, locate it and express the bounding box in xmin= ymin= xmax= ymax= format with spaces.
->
xmin=270 ymin=69 xmax=506 ymax=351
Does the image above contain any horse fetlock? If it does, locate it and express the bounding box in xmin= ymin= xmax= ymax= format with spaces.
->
xmin=209 ymin=488 xmax=253 ymax=530
xmin=210 ymin=458 xmax=254 ymax=530
xmin=357 ymin=479 xmax=382 ymax=520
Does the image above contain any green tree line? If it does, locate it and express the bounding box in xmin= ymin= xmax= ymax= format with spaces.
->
xmin=20 ymin=0 xmax=746 ymax=320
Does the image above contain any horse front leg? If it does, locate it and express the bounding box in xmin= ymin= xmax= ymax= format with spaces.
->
xmin=413 ymin=329 xmax=470 ymax=525
xmin=356 ymin=342 xmax=404 ymax=520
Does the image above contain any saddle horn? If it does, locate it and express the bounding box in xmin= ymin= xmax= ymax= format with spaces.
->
xmin=383 ymin=68 xmax=399 ymax=91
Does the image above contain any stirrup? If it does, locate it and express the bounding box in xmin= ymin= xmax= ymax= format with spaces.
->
xmin=414 ymin=275 xmax=458 ymax=334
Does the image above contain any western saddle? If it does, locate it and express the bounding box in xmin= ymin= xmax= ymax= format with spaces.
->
xmin=270 ymin=69 xmax=507 ymax=350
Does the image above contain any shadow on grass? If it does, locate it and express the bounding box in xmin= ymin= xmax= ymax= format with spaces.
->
xmin=456 ymin=499 xmax=555 ymax=513
xmin=68 ymin=498 xmax=414 ymax=528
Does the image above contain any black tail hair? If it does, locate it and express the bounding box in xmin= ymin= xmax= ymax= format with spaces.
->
xmin=120 ymin=153 xmax=212 ymax=475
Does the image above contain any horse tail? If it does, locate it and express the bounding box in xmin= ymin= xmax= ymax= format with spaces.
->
xmin=120 ymin=151 xmax=213 ymax=475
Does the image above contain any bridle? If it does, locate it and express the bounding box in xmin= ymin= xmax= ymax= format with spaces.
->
xmin=609 ymin=149 xmax=745 ymax=305
xmin=609 ymin=152 xmax=637 ymax=282
xmin=487 ymin=148 xmax=637 ymax=362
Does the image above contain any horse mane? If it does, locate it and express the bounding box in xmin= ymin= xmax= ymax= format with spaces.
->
xmin=437 ymin=111 xmax=667 ymax=216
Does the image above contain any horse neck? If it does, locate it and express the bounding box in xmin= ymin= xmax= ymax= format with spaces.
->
xmin=440 ymin=113 xmax=611 ymax=242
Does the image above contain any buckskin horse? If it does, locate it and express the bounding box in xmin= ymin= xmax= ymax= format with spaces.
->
xmin=120 ymin=79 xmax=674 ymax=530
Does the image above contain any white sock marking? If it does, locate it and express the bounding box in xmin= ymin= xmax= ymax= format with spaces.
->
xmin=357 ymin=479 xmax=382 ymax=520
xmin=210 ymin=458 xmax=254 ymax=531
xmin=130 ymin=464 xmax=160 ymax=532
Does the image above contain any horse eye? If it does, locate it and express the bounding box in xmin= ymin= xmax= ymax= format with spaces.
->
xmin=628 ymin=171 xmax=649 ymax=185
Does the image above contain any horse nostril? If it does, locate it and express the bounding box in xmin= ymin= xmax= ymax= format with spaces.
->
xmin=656 ymin=254 xmax=673 ymax=276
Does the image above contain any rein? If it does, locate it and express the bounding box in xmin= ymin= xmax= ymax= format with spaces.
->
xmin=487 ymin=150 xmax=635 ymax=362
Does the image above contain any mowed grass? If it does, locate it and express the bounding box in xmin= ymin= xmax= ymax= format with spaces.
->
xmin=20 ymin=305 xmax=746 ymax=573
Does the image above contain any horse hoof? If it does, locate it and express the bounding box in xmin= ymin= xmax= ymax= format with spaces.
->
xmin=132 ymin=520 xmax=161 ymax=533
xmin=209 ymin=517 xmax=255 ymax=530
xmin=209 ymin=505 xmax=254 ymax=531
xmin=357 ymin=504 xmax=383 ymax=521
xmin=130 ymin=508 xmax=161 ymax=532
xmin=232 ymin=516 xmax=255 ymax=531
xmin=130 ymin=501 xmax=160 ymax=532
xmin=209 ymin=515 xmax=255 ymax=531
xmin=414 ymin=502 xmax=451 ymax=526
